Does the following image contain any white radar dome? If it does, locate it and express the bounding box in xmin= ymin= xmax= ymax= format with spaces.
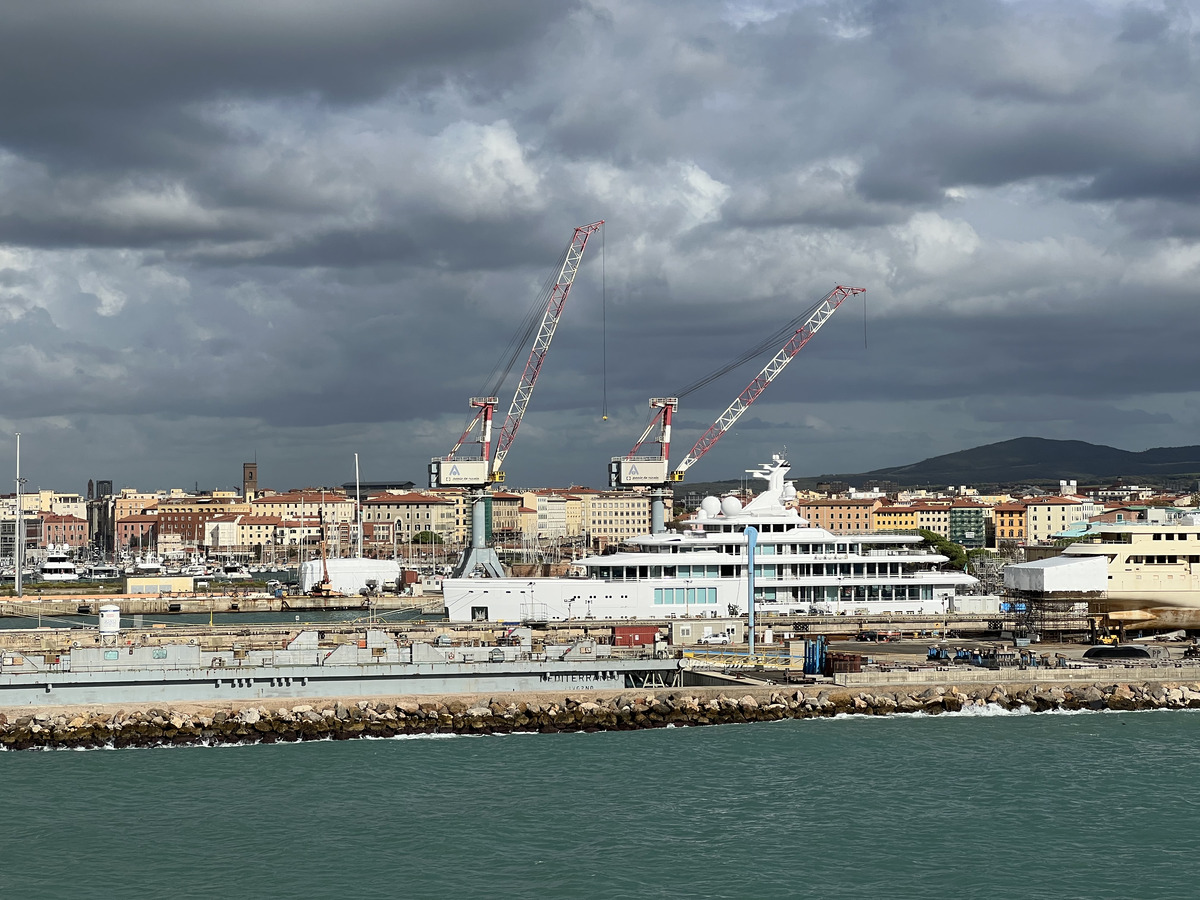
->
xmin=782 ymin=482 xmax=797 ymax=501
xmin=700 ymin=496 xmax=722 ymax=517
xmin=720 ymin=496 xmax=743 ymax=516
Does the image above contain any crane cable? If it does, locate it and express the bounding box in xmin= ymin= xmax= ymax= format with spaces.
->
xmin=456 ymin=242 xmax=572 ymax=438
xmin=601 ymin=224 xmax=608 ymax=421
xmin=669 ymin=296 xmax=826 ymax=399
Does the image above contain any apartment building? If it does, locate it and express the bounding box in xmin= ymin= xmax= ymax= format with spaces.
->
xmin=873 ymin=505 xmax=919 ymax=533
xmin=948 ymin=500 xmax=989 ymax=549
xmin=993 ymin=502 xmax=1027 ymax=543
xmin=156 ymin=498 xmax=252 ymax=546
xmin=39 ymin=513 xmax=89 ymax=548
xmin=361 ymin=492 xmax=456 ymax=542
xmin=1025 ymin=496 xmax=1084 ymax=543
xmin=580 ymin=491 xmax=653 ymax=547
xmin=491 ymin=492 xmax=526 ymax=541
xmin=912 ymin=502 xmax=952 ymax=538
xmin=794 ymin=498 xmax=882 ymax=534
xmin=117 ymin=514 xmax=159 ymax=549
xmin=251 ymin=491 xmax=355 ymax=524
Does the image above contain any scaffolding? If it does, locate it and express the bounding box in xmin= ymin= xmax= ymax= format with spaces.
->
xmin=1005 ymin=593 xmax=1090 ymax=642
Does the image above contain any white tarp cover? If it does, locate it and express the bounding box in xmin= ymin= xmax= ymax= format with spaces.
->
xmin=299 ymin=558 xmax=404 ymax=595
xmin=1004 ymin=554 xmax=1108 ymax=594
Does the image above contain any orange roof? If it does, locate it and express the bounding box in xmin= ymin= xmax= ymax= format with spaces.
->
xmin=801 ymin=498 xmax=880 ymax=508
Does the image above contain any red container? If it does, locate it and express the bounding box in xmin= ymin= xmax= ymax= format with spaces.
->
xmin=612 ymin=626 xmax=660 ymax=648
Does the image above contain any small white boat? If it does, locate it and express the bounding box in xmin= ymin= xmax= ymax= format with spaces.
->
xmin=134 ymin=554 xmax=164 ymax=576
xmin=40 ymin=547 xmax=79 ymax=582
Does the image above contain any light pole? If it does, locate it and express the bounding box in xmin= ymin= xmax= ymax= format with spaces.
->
xmin=14 ymin=433 xmax=25 ymax=598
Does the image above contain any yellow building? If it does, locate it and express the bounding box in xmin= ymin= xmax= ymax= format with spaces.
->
xmin=124 ymin=575 xmax=195 ymax=595
xmin=873 ymin=505 xmax=919 ymax=532
xmin=994 ymin=502 xmax=1027 ymax=543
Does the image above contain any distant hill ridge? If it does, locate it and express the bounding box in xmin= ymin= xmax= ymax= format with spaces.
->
xmin=679 ymin=437 xmax=1200 ymax=495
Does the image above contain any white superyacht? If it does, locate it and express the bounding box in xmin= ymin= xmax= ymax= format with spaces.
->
xmin=443 ymin=457 xmax=977 ymax=622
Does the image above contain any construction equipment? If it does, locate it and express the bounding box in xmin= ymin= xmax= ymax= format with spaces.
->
xmin=431 ymin=221 xmax=604 ymax=577
xmin=610 ymin=285 xmax=865 ymax=531
xmin=309 ymin=541 xmax=338 ymax=597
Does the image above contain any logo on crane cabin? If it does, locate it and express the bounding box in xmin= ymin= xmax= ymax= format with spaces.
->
xmin=436 ymin=459 xmax=491 ymax=485
xmin=617 ymin=459 xmax=670 ymax=485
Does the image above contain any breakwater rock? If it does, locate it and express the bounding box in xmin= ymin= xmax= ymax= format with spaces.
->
xmin=3 ymin=680 xmax=1200 ymax=750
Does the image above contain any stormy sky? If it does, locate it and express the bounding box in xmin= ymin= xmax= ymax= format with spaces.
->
xmin=2 ymin=0 xmax=1198 ymax=494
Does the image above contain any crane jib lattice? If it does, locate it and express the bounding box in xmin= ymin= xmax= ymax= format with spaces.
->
xmin=492 ymin=221 xmax=604 ymax=476
xmin=672 ymin=285 xmax=865 ymax=478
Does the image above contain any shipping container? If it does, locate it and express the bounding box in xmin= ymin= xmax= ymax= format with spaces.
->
xmin=612 ymin=625 xmax=661 ymax=648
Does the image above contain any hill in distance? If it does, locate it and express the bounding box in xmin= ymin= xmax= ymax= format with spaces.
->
xmin=678 ymin=437 xmax=1200 ymax=497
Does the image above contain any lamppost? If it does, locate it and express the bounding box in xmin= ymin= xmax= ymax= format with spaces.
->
xmin=14 ymin=432 xmax=25 ymax=598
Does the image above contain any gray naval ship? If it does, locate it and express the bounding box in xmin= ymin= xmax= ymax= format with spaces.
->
xmin=0 ymin=607 xmax=680 ymax=707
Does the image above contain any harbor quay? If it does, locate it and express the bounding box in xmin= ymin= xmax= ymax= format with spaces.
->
xmin=0 ymin=591 xmax=432 ymax=619
xmin=1 ymin=677 xmax=1197 ymax=751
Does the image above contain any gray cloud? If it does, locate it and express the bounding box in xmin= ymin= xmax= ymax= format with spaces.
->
xmin=2 ymin=0 xmax=1199 ymax=493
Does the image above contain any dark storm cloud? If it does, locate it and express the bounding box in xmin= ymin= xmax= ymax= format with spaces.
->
xmin=2 ymin=0 xmax=1200 ymax=491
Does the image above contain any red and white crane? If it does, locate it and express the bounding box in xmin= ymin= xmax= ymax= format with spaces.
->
xmin=432 ymin=221 xmax=603 ymax=490
xmin=611 ymin=285 xmax=865 ymax=532
xmin=431 ymin=220 xmax=604 ymax=576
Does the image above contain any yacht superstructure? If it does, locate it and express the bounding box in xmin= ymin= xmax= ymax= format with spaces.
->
xmin=39 ymin=546 xmax=79 ymax=582
xmin=1058 ymin=516 xmax=1200 ymax=628
xmin=443 ymin=457 xmax=976 ymax=622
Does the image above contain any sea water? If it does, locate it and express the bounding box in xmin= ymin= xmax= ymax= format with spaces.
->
xmin=3 ymin=708 xmax=1199 ymax=899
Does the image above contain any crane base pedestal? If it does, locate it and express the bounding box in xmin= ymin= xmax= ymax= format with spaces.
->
xmin=453 ymin=547 xmax=505 ymax=579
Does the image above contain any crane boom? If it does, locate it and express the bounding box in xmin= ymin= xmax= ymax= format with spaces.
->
xmin=670 ymin=285 xmax=865 ymax=479
xmin=491 ymin=220 xmax=603 ymax=478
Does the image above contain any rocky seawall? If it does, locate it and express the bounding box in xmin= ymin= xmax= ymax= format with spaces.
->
xmin=2 ymin=680 xmax=1199 ymax=751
